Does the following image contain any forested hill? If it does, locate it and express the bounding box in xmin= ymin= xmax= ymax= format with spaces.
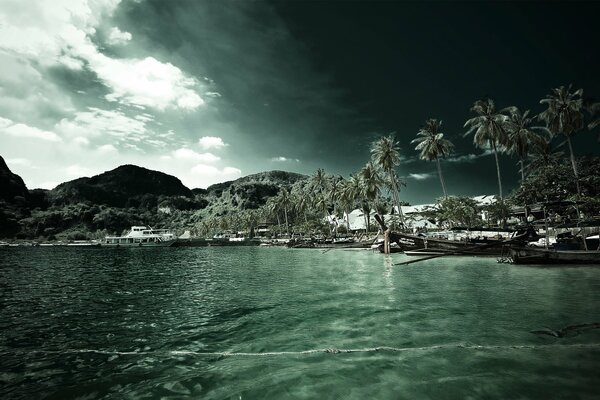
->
xmin=0 ymin=159 xmax=307 ymax=239
xmin=51 ymin=164 xmax=194 ymax=207
xmin=0 ymin=156 xmax=29 ymax=203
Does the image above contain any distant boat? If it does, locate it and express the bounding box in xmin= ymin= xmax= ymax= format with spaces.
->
xmin=509 ymin=246 xmax=600 ymax=265
xmin=103 ymin=226 xmax=176 ymax=247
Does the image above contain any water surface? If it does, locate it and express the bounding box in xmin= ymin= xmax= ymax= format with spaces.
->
xmin=1 ymin=247 xmax=600 ymax=399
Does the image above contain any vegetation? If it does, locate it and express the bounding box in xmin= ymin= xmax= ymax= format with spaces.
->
xmin=412 ymin=119 xmax=454 ymax=199
xmin=1 ymin=84 xmax=599 ymax=241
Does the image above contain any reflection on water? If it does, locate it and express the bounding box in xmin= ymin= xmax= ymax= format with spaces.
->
xmin=1 ymin=247 xmax=600 ymax=399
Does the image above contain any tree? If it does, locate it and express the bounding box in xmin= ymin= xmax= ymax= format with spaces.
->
xmin=436 ymin=196 xmax=479 ymax=228
xmin=370 ymin=135 xmax=406 ymax=225
xmin=502 ymin=107 xmax=546 ymax=185
xmin=411 ymin=119 xmax=454 ymax=198
xmin=538 ymin=84 xmax=585 ymax=195
xmin=276 ymin=188 xmax=292 ymax=235
xmin=525 ymin=134 xmax=564 ymax=176
xmin=464 ymin=98 xmax=508 ymax=200
xmin=359 ymin=162 xmax=383 ymax=233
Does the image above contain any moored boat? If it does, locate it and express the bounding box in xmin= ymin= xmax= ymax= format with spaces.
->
xmin=103 ymin=226 xmax=176 ymax=247
xmin=509 ymin=246 xmax=600 ymax=265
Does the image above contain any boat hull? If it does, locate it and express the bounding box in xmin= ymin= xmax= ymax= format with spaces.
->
xmin=510 ymin=246 xmax=600 ymax=265
xmin=387 ymin=233 xmax=504 ymax=255
xmin=102 ymin=240 xmax=176 ymax=247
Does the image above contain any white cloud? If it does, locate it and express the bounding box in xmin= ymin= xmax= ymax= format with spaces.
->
xmin=0 ymin=117 xmax=12 ymax=129
xmin=1 ymin=120 xmax=62 ymax=142
xmin=0 ymin=0 xmax=204 ymax=111
xmin=172 ymin=148 xmax=220 ymax=163
xmin=57 ymin=107 xmax=147 ymax=140
xmin=271 ymin=156 xmax=300 ymax=162
xmin=198 ymin=136 xmax=227 ymax=150
xmin=98 ymin=144 xmax=117 ymax=153
xmin=446 ymin=150 xmax=493 ymax=163
xmin=408 ymin=173 xmax=433 ymax=181
xmin=107 ymin=26 xmax=132 ymax=45
xmin=99 ymin=56 xmax=204 ymax=110
xmin=190 ymin=164 xmax=242 ymax=187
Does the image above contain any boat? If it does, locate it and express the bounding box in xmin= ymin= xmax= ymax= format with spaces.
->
xmin=103 ymin=226 xmax=176 ymax=247
xmin=380 ymin=232 xmax=509 ymax=255
xmin=509 ymin=246 xmax=600 ymax=265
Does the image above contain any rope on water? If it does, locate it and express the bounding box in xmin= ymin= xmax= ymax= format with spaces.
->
xmin=7 ymin=343 xmax=600 ymax=358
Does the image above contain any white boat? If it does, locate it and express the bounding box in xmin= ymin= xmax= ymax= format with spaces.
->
xmin=103 ymin=226 xmax=176 ymax=247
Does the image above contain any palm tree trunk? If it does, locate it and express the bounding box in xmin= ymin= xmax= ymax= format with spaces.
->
xmin=520 ymin=158 xmax=528 ymax=221
xmin=388 ymin=168 xmax=405 ymax=227
xmin=345 ymin=207 xmax=351 ymax=233
xmin=519 ymin=159 xmax=525 ymax=186
xmin=284 ymin=206 xmax=289 ymax=235
xmin=492 ymin=141 xmax=503 ymax=201
xmin=566 ymin=136 xmax=581 ymax=196
xmin=436 ymin=157 xmax=448 ymax=199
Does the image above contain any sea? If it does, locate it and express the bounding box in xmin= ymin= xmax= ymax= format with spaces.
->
xmin=1 ymin=246 xmax=600 ymax=399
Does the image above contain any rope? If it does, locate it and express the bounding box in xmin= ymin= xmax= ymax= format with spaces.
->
xmin=7 ymin=343 xmax=600 ymax=358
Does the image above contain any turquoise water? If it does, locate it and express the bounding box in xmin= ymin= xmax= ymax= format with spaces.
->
xmin=1 ymin=247 xmax=600 ymax=399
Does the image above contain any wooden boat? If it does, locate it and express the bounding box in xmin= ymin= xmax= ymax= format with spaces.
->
xmin=382 ymin=232 xmax=507 ymax=255
xmin=509 ymin=246 xmax=600 ymax=265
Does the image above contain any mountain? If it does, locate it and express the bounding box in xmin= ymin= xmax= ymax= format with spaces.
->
xmin=199 ymin=170 xmax=307 ymax=215
xmin=51 ymin=164 xmax=194 ymax=207
xmin=0 ymin=156 xmax=29 ymax=203
xmin=0 ymin=160 xmax=307 ymax=239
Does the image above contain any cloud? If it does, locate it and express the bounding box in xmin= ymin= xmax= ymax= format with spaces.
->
xmin=0 ymin=119 xmax=62 ymax=142
xmin=198 ymin=136 xmax=227 ymax=150
xmin=271 ymin=156 xmax=300 ymax=162
xmin=99 ymin=56 xmax=204 ymax=110
xmin=189 ymin=164 xmax=242 ymax=188
xmin=98 ymin=144 xmax=117 ymax=153
xmin=0 ymin=0 xmax=204 ymax=111
xmin=408 ymin=173 xmax=433 ymax=181
xmin=107 ymin=26 xmax=132 ymax=45
xmin=172 ymin=148 xmax=220 ymax=163
xmin=446 ymin=150 xmax=493 ymax=163
xmin=57 ymin=107 xmax=147 ymax=140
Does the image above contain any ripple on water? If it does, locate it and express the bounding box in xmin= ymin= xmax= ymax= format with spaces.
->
xmin=1 ymin=247 xmax=600 ymax=399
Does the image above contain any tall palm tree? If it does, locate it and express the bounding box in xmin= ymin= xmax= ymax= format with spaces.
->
xmin=370 ymin=135 xmax=405 ymax=225
xmin=538 ymin=85 xmax=585 ymax=195
xmin=411 ymin=119 xmax=454 ymax=198
xmin=359 ymin=162 xmax=383 ymax=233
xmin=502 ymin=107 xmax=545 ymax=185
xmin=277 ymin=188 xmax=292 ymax=235
xmin=338 ymin=177 xmax=356 ymax=232
xmin=464 ymin=98 xmax=508 ymax=200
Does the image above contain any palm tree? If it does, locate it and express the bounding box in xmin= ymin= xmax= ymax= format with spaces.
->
xmin=338 ymin=177 xmax=356 ymax=232
xmin=538 ymin=85 xmax=585 ymax=195
xmin=502 ymin=107 xmax=545 ymax=185
xmin=411 ymin=119 xmax=454 ymax=198
xmin=359 ymin=162 xmax=384 ymax=233
xmin=525 ymin=134 xmax=564 ymax=176
xmin=370 ymin=135 xmax=405 ymax=225
xmin=464 ymin=98 xmax=508 ymax=200
xmin=277 ymin=188 xmax=292 ymax=235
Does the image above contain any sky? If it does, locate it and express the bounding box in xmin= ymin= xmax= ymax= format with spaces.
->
xmin=0 ymin=0 xmax=599 ymax=204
